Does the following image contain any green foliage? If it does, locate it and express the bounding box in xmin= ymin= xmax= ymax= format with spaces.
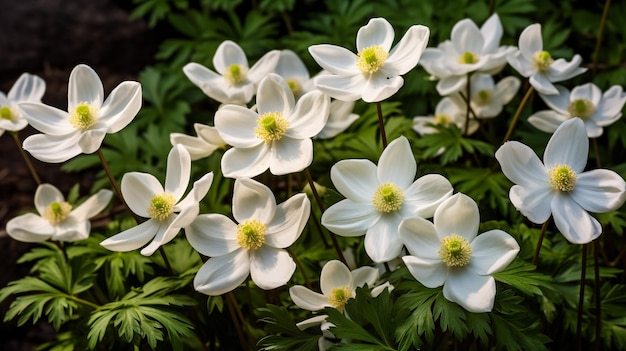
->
xmin=257 ymin=304 xmax=320 ymax=351
xmin=413 ymin=124 xmax=494 ymax=165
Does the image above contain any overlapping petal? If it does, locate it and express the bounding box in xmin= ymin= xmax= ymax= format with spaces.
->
xmin=100 ymin=81 xmax=142 ymax=133
xmin=68 ymin=64 xmax=104 ymax=108
xmin=330 ymin=160 xmax=378 ymax=202
xmin=571 ymin=170 xmax=626 ymax=213
xmin=544 ymin=118 xmax=588 ymax=171
xmin=250 ymin=246 xmax=295 ymax=290
xmin=100 ymin=219 xmax=160 ymax=252
xmin=121 ymin=172 xmax=163 ymax=218
xmin=496 ymin=141 xmax=548 ymax=187
xmin=233 ymin=178 xmax=277 ymax=224
xmin=221 ymin=145 xmax=271 ymax=178
xmin=265 ymin=194 xmax=310 ymax=249
xmin=402 ymin=255 xmax=446 ymax=288
xmin=6 ymin=213 xmax=55 ymax=243
xmin=194 ymin=249 xmax=250 ymax=296
xmin=551 ymin=194 xmax=602 ymax=244
xmin=321 ymin=200 xmax=379 ymax=237
xmin=434 ymin=194 xmax=479 ymax=242
xmin=364 ymin=213 xmax=403 ymax=263
xmin=290 ymin=286 xmax=330 ymax=311
xmin=320 ymin=260 xmax=352 ymax=296
xmin=164 ymin=145 xmax=191 ymax=201
xmin=443 ymin=271 xmax=495 ymax=313
xmin=469 ymin=230 xmax=520 ymax=275
xmin=186 ymin=214 xmax=239 ymax=257
xmin=377 ymin=136 xmax=416 ymax=188
xmin=269 ymin=137 xmax=313 ymax=175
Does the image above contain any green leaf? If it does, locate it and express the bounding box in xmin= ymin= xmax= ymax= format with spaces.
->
xmin=493 ymin=260 xmax=554 ymax=296
xmin=257 ymin=304 xmax=320 ymax=351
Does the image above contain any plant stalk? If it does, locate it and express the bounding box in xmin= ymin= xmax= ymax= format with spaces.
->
xmin=11 ymin=131 xmax=41 ymax=185
xmin=376 ymin=102 xmax=388 ymax=148
xmin=502 ymin=85 xmax=534 ymax=143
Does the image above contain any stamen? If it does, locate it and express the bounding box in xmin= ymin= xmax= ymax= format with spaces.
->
xmin=236 ymin=219 xmax=266 ymax=250
xmin=254 ymin=112 xmax=289 ymax=143
xmin=533 ymin=51 xmax=553 ymax=72
xmin=567 ymin=99 xmax=595 ymax=120
xmin=223 ymin=64 xmax=247 ymax=85
xmin=147 ymin=193 xmax=176 ymax=221
xmin=439 ymin=234 xmax=472 ymax=267
xmin=372 ymin=182 xmax=404 ymax=213
xmin=458 ymin=51 xmax=479 ymax=64
xmin=43 ymin=201 xmax=73 ymax=224
xmin=356 ymin=45 xmax=388 ymax=75
xmin=328 ymin=286 xmax=353 ymax=311
xmin=548 ymin=164 xmax=577 ymax=192
xmin=69 ymin=103 xmax=98 ymax=130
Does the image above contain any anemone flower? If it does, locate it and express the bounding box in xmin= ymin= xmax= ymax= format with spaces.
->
xmin=0 ymin=73 xmax=46 ymax=136
xmin=170 ymin=123 xmax=227 ymax=161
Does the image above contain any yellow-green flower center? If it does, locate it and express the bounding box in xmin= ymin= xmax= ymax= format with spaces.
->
xmin=328 ymin=286 xmax=353 ymax=311
xmin=433 ymin=114 xmax=451 ymax=127
xmin=236 ymin=219 xmax=266 ymax=250
xmin=286 ymin=78 xmax=302 ymax=96
xmin=548 ymin=164 xmax=577 ymax=192
xmin=438 ymin=234 xmax=472 ymax=267
xmin=475 ymin=89 xmax=493 ymax=106
xmin=43 ymin=201 xmax=73 ymax=224
xmin=567 ymin=99 xmax=595 ymax=120
xmin=356 ymin=45 xmax=388 ymax=75
xmin=372 ymin=182 xmax=404 ymax=213
xmin=223 ymin=64 xmax=247 ymax=85
xmin=69 ymin=103 xmax=98 ymax=131
xmin=458 ymin=51 xmax=480 ymax=64
xmin=0 ymin=106 xmax=17 ymax=122
xmin=254 ymin=112 xmax=289 ymax=143
xmin=147 ymin=193 xmax=176 ymax=221
xmin=533 ymin=50 xmax=553 ymax=72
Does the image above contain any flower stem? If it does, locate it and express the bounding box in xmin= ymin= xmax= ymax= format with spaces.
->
xmin=592 ymin=138 xmax=602 ymax=169
xmin=287 ymin=248 xmax=312 ymax=289
xmin=226 ymin=292 xmax=248 ymax=350
xmin=502 ymin=85 xmax=534 ymax=144
xmin=303 ymin=168 xmax=347 ymax=266
xmin=463 ymin=73 xmax=472 ymax=135
xmin=67 ymin=294 xmax=100 ymax=310
xmin=593 ymin=240 xmax=602 ymax=351
xmin=591 ymin=0 xmax=612 ymax=78
xmin=533 ymin=220 xmax=550 ymax=266
xmin=376 ymin=102 xmax=388 ymax=148
xmin=309 ymin=210 xmax=331 ymax=248
xmin=97 ymin=148 xmax=140 ymax=223
xmin=10 ymin=131 xmax=41 ymax=185
xmin=158 ymin=247 xmax=174 ymax=274
xmin=577 ymin=243 xmax=588 ymax=351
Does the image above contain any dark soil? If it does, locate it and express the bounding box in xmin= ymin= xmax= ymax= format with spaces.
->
xmin=0 ymin=0 xmax=156 ymax=349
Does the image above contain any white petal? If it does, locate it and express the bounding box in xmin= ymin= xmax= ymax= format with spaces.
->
xmin=121 ymin=172 xmax=163 ymax=218
xmin=527 ymin=110 xmax=567 ymax=133
xmin=547 ymin=56 xmax=586 ymax=82
xmin=72 ymin=189 xmax=113 ymax=220
xmin=361 ymin=74 xmax=403 ymax=103
xmin=52 ymin=216 xmax=90 ymax=242
xmin=286 ymin=90 xmax=330 ymax=139
xmin=170 ymin=133 xmax=219 ymax=161
xmin=398 ymin=217 xmax=441 ymax=260
xmin=214 ymin=105 xmax=262 ymax=148
xmin=570 ymin=83 xmax=601 ymax=106
xmin=6 ymin=213 xmax=54 ymax=242
xmin=538 ymin=86 xmax=570 ymax=114
xmin=571 ymin=169 xmax=626 ymax=213
xmin=257 ymin=73 xmax=295 ymax=116
xmin=321 ymin=200 xmax=379 ymax=237
xmin=364 ymin=213 xmax=404 ymax=263
xmin=506 ymin=51 xmax=534 ymax=77
xmin=290 ymin=286 xmax=330 ymax=311
xmin=196 ymin=124 xmax=226 ymax=145
xmin=317 ymin=100 xmax=358 ymax=139
xmin=296 ymin=315 xmax=329 ymax=330
xmin=495 ymin=141 xmax=548 ymax=187
xmin=22 ymin=132 xmax=82 ymax=163
xmin=140 ymin=216 xmax=180 ymax=256
xmin=518 ymin=24 xmax=543 ymax=60
xmin=543 ymin=118 xmax=588 ymax=172
xmin=480 ymin=14 xmax=503 ymax=53
xmin=509 ymin=185 xmax=554 ymax=224
xmin=186 ymin=214 xmax=239 ymax=257
xmin=386 ymin=25 xmax=430 ymax=75
xmin=68 ymin=64 xmax=104 ymax=108
xmin=100 ymin=81 xmax=142 ymax=133
xmin=469 ymin=230 xmax=519 ymax=275
xmin=265 ymin=193 xmax=310 ymax=248
xmin=434 ymin=194 xmax=479 ymax=242
xmin=250 ymin=246 xmax=295 ymax=289
xmin=308 ymin=44 xmax=360 ymax=76
xmin=19 ymin=103 xmax=73 ymax=135
xmin=8 ymin=73 xmax=46 ymax=102
xmin=77 ymin=128 xmax=107 ymax=154
xmin=194 ymin=249 xmax=250 ymax=296
xmin=320 ymin=260 xmax=352 ymax=295
xmin=269 ymin=137 xmax=313 ymax=175
xmin=175 ymin=172 xmax=213 ymax=211
xmin=330 ymin=159 xmax=378 ymax=202
xmin=233 ymin=178 xmax=276 ymax=224
xmin=34 ymin=184 xmax=64 ymax=214
xmin=275 ymin=50 xmax=310 ymax=83
xmin=247 ymin=50 xmax=281 ymax=84
xmin=451 ymin=19 xmax=484 ymax=55
xmin=551 ymin=194 xmax=601 ymax=244
xmin=221 ymin=144 xmax=271 ymax=178
xmin=495 ymin=76 xmax=521 ymax=104
xmin=164 ymin=145 xmax=191 ymax=201
xmin=443 ymin=271 xmax=495 ymax=313
xmin=213 ymin=40 xmax=248 ymax=74
xmin=403 ymin=174 xmax=453 ymax=218
xmin=376 ymin=136 xmax=415 ymax=189
xmin=313 ymin=74 xmax=363 ymax=102
xmin=530 ymin=73 xmax=558 ymax=95
xmin=100 ymin=219 xmax=160 ymax=252
xmin=357 ymin=18 xmax=395 ymax=52
xmin=183 ymin=62 xmax=235 ymax=104
xmin=436 ymin=75 xmax=467 ymax=96
xmin=597 ymin=86 xmax=626 ymax=121
xmin=402 ymin=255 xmax=446 ymax=288
xmin=350 ymin=266 xmax=379 ymax=288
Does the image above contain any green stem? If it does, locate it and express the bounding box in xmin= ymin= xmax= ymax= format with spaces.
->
xmin=67 ymin=294 xmax=100 ymax=310
xmin=287 ymin=248 xmax=312 ymax=289
xmin=591 ymin=0 xmax=612 ymax=78
xmin=593 ymin=240 xmax=602 ymax=351
xmin=533 ymin=220 xmax=550 ymax=266
xmin=463 ymin=73 xmax=472 ymax=135
xmin=158 ymin=247 xmax=174 ymax=274
xmin=225 ymin=292 xmax=248 ymax=350
xmin=502 ymin=85 xmax=534 ymax=144
xmin=577 ymin=244 xmax=588 ymax=351
xmin=97 ymin=148 xmax=140 ymax=223
xmin=11 ymin=131 xmax=41 ymax=185
xmin=303 ymin=168 xmax=347 ymax=266
xmin=376 ymin=102 xmax=388 ymax=148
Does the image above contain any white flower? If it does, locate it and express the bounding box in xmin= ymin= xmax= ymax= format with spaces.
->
xmin=186 ymin=178 xmax=311 ymax=295
xmin=413 ymin=96 xmax=478 ymax=136
xmin=101 ymin=145 xmax=213 ymax=255
xmin=275 ymin=49 xmax=312 ymax=99
xmin=316 ymin=99 xmax=360 ymax=139
xmin=496 ymin=118 xmax=626 ymax=244
xmin=170 ymin=123 xmax=227 ymax=161
xmin=215 ymin=73 xmax=330 ymax=178
xmin=0 ymin=73 xmax=46 ymax=137
xmin=20 ymin=64 xmax=142 ymax=163
xmin=465 ymin=73 xmax=520 ymax=118
xmin=400 ymin=193 xmax=520 ymax=313
xmin=529 ymin=83 xmax=626 ymax=137
xmin=289 ymin=259 xmax=391 ymax=313
xmin=507 ymin=23 xmax=586 ymax=95
xmin=321 ymin=136 xmax=453 ymax=263
xmin=6 ymin=184 xmax=112 ymax=242
xmin=184 ymin=40 xmax=280 ymax=105
xmin=309 ymin=17 xmax=429 ymax=102
xmin=420 ymin=14 xmax=514 ymax=95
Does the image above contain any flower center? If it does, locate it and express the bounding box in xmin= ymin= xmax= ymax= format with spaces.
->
xmin=69 ymin=103 xmax=98 ymax=131
xmin=438 ymin=234 xmax=472 ymax=267
xmin=475 ymin=89 xmax=493 ymax=106
xmin=223 ymin=64 xmax=247 ymax=85
xmin=328 ymin=286 xmax=353 ymax=311
xmin=43 ymin=201 xmax=73 ymax=224
xmin=286 ymin=78 xmax=302 ymax=96
xmin=356 ymin=45 xmax=388 ymax=75
xmin=371 ymin=182 xmax=404 ymax=213
xmin=458 ymin=51 xmax=480 ymax=64
xmin=236 ymin=219 xmax=266 ymax=250
xmin=0 ymin=106 xmax=17 ymax=122
xmin=567 ymin=99 xmax=595 ymax=120
xmin=254 ymin=112 xmax=289 ymax=143
xmin=433 ymin=114 xmax=451 ymax=127
xmin=147 ymin=193 xmax=176 ymax=221
xmin=533 ymin=50 xmax=553 ymax=72
xmin=548 ymin=164 xmax=577 ymax=192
